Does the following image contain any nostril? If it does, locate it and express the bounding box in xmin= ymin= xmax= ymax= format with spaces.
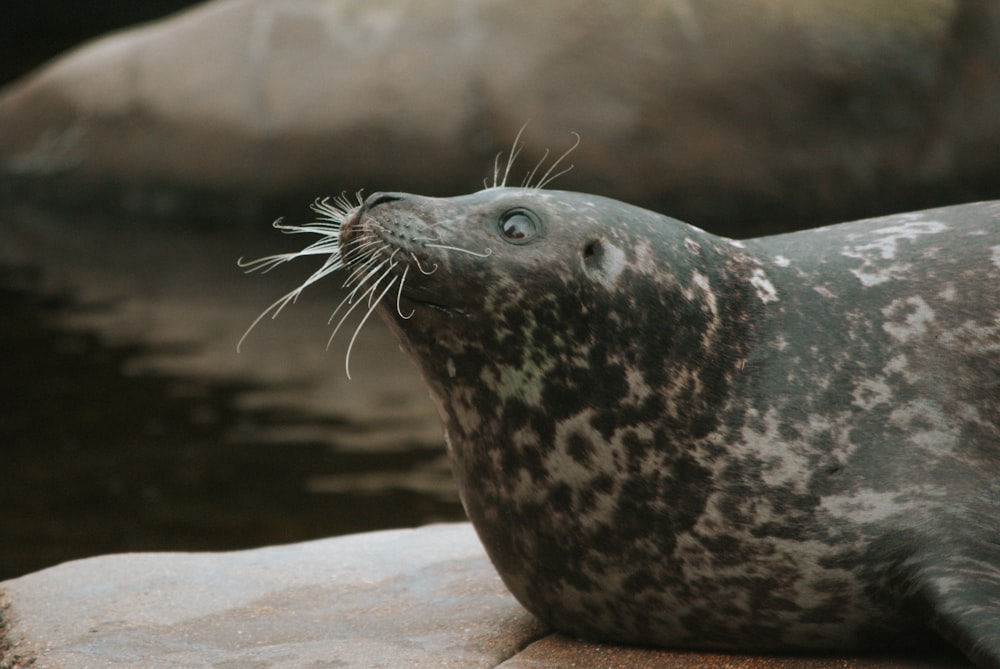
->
xmin=364 ymin=192 xmax=404 ymax=211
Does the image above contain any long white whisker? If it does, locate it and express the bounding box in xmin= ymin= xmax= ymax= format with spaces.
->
xmin=326 ymin=257 xmax=391 ymax=328
xmin=523 ymin=148 xmax=550 ymax=188
xmin=328 ymin=265 xmax=390 ymax=336
xmin=501 ymin=123 xmax=530 ymax=188
xmin=237 ymin=252 xmax=303 ymax=274
xmin=410 ymin=252 xmax=439 ymax=275
xmin=369 ymin=259 xmax=400 ymax=309
xmin=422 ymin=243 xmax=493 ymax=258
xmin=341 ymin=260 xmax=379 ymax=290
xmin=339 ymin=273 xmax=399 ymax=380
xmin=274 ymin=221 xmax=340 ymax=236
xmin=340 ymin=245 xmax=380 ymax=269
xmin=327 ymin=288 xmax=378 ymax=360
xmin=340 ymin=235 xmax=382 ymax=258
xmin=535 ymin=131 xmax=581 ymax=189
xmin=324 ymin=286 xmax=367 ymax=331
xmin=487 ymin=152 xmax=502 ymax=190
xmin=342 ymin=255 xmax=390 ymax=293
xmin=396 ymin=264 xmax=415 ymax=320
xmin=237 ymin=287 xmax=301 ymax=353
xmin=311 ymin=193 xmax=359 ymax=222
xmin=330 ymin=258 xmax=390 ymax=322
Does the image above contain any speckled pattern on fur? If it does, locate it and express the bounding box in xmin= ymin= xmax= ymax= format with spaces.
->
xmin=336 ymin=189 xmax=1000 ymax=668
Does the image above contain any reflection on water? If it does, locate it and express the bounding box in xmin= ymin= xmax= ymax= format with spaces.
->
xmin=0 ymin=205 xmax=464 ymax=580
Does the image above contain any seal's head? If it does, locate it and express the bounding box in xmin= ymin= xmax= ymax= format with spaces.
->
xmin=334 ymin=187 xmax=761 ymax=643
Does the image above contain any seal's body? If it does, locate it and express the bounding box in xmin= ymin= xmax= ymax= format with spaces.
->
xmin=304 ymin=189 xmax=1000 ymax=666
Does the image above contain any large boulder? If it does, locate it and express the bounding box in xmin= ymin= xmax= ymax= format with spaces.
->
xmin=1 ymin=0 xmax=999 ymax=234
xmin=0 ymin=524 xmax=976 ymax=668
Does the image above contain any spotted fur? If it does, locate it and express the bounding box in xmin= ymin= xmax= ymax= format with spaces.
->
xmin=285 ymin=190 xmax=1000 ymax=667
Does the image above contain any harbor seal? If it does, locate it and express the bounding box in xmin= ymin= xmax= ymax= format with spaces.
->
xmin=244 ymin=188 xmax=1000 ymax=667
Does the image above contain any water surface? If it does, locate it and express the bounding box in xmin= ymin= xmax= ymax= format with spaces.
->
xmin=0 ymin=204 xmax=464 ymax=580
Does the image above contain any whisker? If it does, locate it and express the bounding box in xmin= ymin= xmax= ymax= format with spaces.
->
xmin=237 ymin=252 xmax=303 ymax=274
xmin=523 ymin=148 xmax=550 ymax=188
xmin=341 ymin=273 xmax=399 ymax=380
xmin=273 ymin=218 xmax=341 ymax=237
xmin=396 ymin=264 xmax=416 ymax=320
xmin=325 ymin=286 xmax=367 ymax=331
xmin=328 ymin=279 xmax=381 ymax=350
xmin=238 ymin=232 xmax=343 ymax=275
xmin=326 ymin=257 xmax=392 ymax=327
xmin=340 ymin=261 xmax=378 ymax=291
xmin=312 ymin=191 xmax=362 ymax=222
xmin=535 ymin=131 xmax=581 ymax=189
xmin=369 ymin=258 xmax=400 ymax=308
xmin=410 ymin=252 xmax=439 ymax=275
xmin=342 ymin=254 xmax=390 ymax=293
xmin=237 ymin=286 xmax=303 ymax=353
xmin=239 ymin=243 xmax=342 ymax=273
xmin=487 ymin=153 xmax=501 ymax=190
xmin=239 ymin=193 xmax=387 ymax=360
xmin=311 ymin=197 xmax=341 ymax=221
xmin=422 ymin=243 xmax=493 ymax=258
xmin=340 ymin=238 xmax=383 ymax=266
xmin=500 ymin=122 xmax=530 ymax=188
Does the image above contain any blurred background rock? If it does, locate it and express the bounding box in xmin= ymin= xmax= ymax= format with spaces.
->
xmin=4 ymin=0 xmax=1000 ymax=235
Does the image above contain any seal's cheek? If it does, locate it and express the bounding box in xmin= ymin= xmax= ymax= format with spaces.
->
xmin=582 ymin=238 xmax=627 ymax=287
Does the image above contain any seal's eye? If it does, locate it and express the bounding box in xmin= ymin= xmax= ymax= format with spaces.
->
xmin=498 ymin=209 xmax=540 ymax=244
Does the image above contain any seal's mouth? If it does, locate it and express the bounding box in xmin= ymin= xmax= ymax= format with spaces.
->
xmin=397 ymin=291 xmax=467 ymax=317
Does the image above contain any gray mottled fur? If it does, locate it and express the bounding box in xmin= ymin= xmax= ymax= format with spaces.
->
xmin=337 ymin=189 xmax=1000 ymax=668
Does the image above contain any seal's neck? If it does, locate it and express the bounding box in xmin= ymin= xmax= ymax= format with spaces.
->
xmin=396 ymin=222 xmax=761 ymax=496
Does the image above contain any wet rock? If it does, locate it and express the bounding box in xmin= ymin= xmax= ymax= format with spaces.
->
xmin=1 ymin=0 xmax=1000 ymax=234
xmin=0 ymin=524 xmax=978 ymax=668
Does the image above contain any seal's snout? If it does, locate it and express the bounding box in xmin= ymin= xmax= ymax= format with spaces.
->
xmin=340 ymin=192 xmax=407 ymax=248
xmin=338 ymin=207 xmax=363 ymax=249
xmin=363 ymin=192 xmax=405 ymax=210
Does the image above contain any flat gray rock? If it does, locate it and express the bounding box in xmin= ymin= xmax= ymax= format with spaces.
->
xmin=0 ymin=524 xmax=546 ymax=668
xmin=0 ymin=524 xmax=977 ymax=668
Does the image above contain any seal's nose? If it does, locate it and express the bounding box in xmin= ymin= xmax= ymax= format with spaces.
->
xmin=362 ymin=192 xmax=404 ymax=212
xmin=340 ymin=192 xmax=406 ymax=249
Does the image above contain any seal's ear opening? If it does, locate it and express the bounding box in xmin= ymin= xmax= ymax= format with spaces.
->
xmin=582 ymin=237 xmax=625 ymax=286
xmin=583 ymin=238 xmax=604 ymax=266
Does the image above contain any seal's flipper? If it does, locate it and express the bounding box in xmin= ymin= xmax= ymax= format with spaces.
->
xmin=913 ymin=553 xmax=1000 ymax=669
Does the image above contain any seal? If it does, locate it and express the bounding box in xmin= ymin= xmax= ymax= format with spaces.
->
xmin=245 ymin=189 xmax=1000 ymax=668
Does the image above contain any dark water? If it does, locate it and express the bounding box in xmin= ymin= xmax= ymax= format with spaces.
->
xmin=0 ymin=205 xmax=464 ymax=581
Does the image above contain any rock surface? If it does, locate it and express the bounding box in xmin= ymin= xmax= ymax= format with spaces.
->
xmin=2 ymin=0 xmax=1000 ymax=234
xmin=0 ymin=524 xmax=977 ymax=668
xmin=0 ymin=524 xmax=544 ymax=668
